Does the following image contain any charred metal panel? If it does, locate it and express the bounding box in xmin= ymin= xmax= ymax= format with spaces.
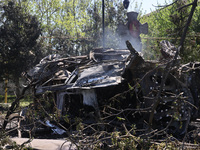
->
xmin=73 ymin=62 xmax=125 ymax=89
xmin=82 ymin=89 xmax=98 ymax=109
xmin=28 ymin=48 xmax=134 ymax=94
xmin=23 ymin=41 xmax=200 ymax=136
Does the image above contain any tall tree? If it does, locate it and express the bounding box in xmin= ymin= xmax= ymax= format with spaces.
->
xmin=0 ymin=1 xmax=42 ymax=96
xmin=140 ymin=0 xmax=200 ymax=62
xmin=0 ymin=0 xmax=129 ymax=58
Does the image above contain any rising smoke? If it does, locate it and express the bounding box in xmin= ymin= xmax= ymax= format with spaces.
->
xmin=99 ymin=0 xmax=144 ymax=52
xmin=99 ymin=26 xmax=142 ymax=52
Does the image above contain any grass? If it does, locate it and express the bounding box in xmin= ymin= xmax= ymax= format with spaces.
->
xmin=0 ymin=94 xmax=33 ymax=107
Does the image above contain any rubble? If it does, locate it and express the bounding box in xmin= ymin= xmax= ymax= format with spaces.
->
xmin=20 ymin=40 xmax=200 ymax=138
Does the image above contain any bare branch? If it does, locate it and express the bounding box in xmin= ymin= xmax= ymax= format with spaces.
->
xmin=180 ymin=0 xmax=198 ymax=52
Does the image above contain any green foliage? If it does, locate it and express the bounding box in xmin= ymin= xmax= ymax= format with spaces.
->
xmin=0 ymin=1 xmax=43 ymax=81
xmin=110 ymin=131 xmax=152 ymax=150
xmin=0 ymin=0 xmax=130 ymax=59
xmin=140 ymin=0 xmax=200 ymax=62
xmin=0 ymin=94 xmax=33 ymax=108
xmin=0 ymin=130 xmax=21 ymax=149
xmin=116 ymin=116 xmax=126 ymax=121
xmin=0 ymin=95 xmax=15 ymax=103
xmin=2 ymin=0 xmax=128 ymax=56
xmin=1 ymin=0 xmax=199 ymax=67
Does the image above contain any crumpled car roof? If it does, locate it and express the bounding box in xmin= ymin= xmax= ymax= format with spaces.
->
xmin=27 ymin=48 xmax=133 ymax=94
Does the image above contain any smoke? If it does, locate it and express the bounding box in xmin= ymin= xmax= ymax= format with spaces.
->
xmin=116 ymin=31 xmax=142 ymax=52
xmin=99 ymin=26 xmax=142 ymax=52
xmin=98 ymin=27 xmax=119 ymax=49
xmin=98 ymin=0 xmax=144 ymax=52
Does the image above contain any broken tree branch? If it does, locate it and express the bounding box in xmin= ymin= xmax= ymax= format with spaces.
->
xmin=180 ymin=0 xmax=198 ymax=52
xmin=152 ymin=0 xmax=179 ymax=12
xmin=148 ymin=0 xmax=198 ymax=130
xmin=176 ymin=2 xmax=194 ymax=11
xmin=148 ymin=43 xmax=181 ymax=128
xmin=3 ymin=84 xmax=30 ymax=129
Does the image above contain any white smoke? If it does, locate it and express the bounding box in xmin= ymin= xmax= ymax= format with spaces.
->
xmin=100 ymin=27 xmax=142 ymax=52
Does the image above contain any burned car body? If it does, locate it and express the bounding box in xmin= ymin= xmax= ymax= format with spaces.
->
xmin=26 ymin=48 xmax=131 ymax=112
xmin=24 ymin=41 xmax=200 ymax=136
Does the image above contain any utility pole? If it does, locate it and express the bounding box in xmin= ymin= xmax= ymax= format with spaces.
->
xmin=102 ymin=0 xmax=105 ymax=49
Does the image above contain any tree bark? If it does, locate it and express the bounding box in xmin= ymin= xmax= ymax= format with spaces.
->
xmin=14 ymin=77 xmax=21 ymax=98
xmin=180 ymin=0 xmax=198 ymax=52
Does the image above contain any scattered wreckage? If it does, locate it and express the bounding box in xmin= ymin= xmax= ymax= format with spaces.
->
xmin=22 ymin=40 xmax=200 ymax=137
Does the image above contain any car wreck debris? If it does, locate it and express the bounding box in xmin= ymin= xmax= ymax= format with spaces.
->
xmin=19 ymin=40 xmax=200 ymax=138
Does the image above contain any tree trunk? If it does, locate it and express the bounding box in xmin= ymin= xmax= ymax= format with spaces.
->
xmin=4 ymin=79 xmax=8 ymax=103
xmin=14 ymin=77 xmax=21 ymax=98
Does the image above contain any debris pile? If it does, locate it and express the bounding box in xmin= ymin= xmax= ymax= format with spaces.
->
xmin=21 ymin=41 xmax=200 ymax=139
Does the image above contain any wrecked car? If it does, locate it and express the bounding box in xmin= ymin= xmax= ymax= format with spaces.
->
xmin=22 ymin=40 xmax=200 ymax=137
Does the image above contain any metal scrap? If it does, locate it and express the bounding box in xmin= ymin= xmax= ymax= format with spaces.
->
xmin=23 ymin=41 xmax=200 ymax=136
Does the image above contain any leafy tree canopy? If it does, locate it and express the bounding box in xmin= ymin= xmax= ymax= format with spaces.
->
xmin=140 ymin=0 xmax=200 ymax=62
xmin=0 ymin=1 xmax=42 ymax=81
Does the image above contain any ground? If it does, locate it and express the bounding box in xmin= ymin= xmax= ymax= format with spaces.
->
xmin=1 ymin=114 xmax=200 ymax=149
